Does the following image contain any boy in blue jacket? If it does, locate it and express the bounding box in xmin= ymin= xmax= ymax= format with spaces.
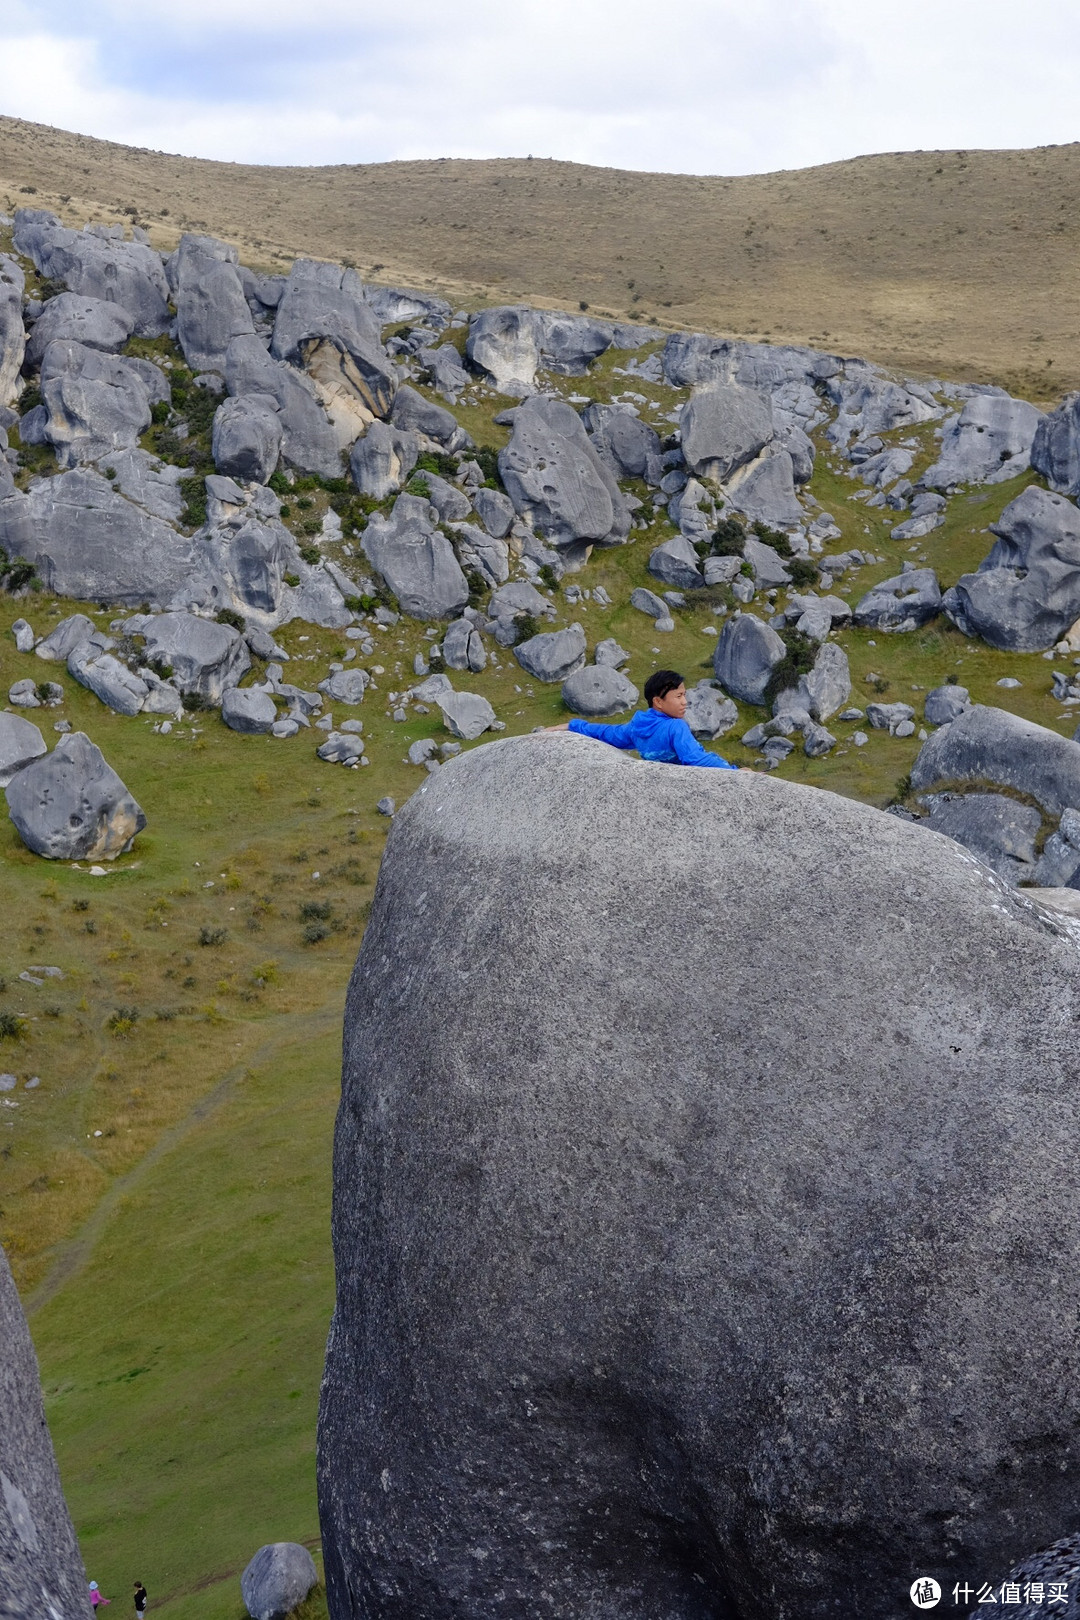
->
xmin=551 ymin=669 xmax=737 ymax=768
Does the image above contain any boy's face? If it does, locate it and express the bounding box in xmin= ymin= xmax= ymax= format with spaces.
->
xmin=651 ymin=683 xmax=687 ymax=719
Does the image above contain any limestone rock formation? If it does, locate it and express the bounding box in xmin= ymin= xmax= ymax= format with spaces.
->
xmin=910 ymin=704 xmax=1080 ymax=818
xmin=513 ymin=623 xmax=587 ymax=682
xmin=272 ymin=258 xmax=395 ymax=420
xmin=240 ymin=1543 xmax=318 ymax=1620
xmin=361 ymin=493 xmax=469 ymax=620
xmin=680 ymin=384 xmax=775 ymax=481
xmin=37 ymin=339 xmax=152 ymax=468
xmin=224 ymin=335 xmax=342 ymax=480
xmin=320 ymin=734 xmax=1080 ymax=1620
xmin=853 ymin=568 xmax=942 ymax=631
xmin=7 ymin=731 xmax=146 ymax=859
xmin=24 ymin=291 xmax=134 ymax=368
xmin=0 ymin=712 xmax=47 ymax=786
xmin=1031 ymin=392 xmax=1080 ymax=498
xmin=170 ymin=234 xmax=256 ymax=374
xmin=212 ymin=394 xmax=283 ymax=485
xmin=124 ymin=613 xmax=251 ymax=702
xmin=712 ymin=613 xmax=785 ymax=704
xmin=942 ymin=485 xmax=1080 ymax=651
xmin=15 ymin=210 xmax=170 ymax=336
xmin=498 ymin=396 xmax=631 ymax=564
xmin=349 ymin=421 xmax=419 ymax=500
xmin=561 ymin=664 xmax=639 ymax=715
xmin=0 ymin=254 xmax=25 ymax=406
xmin=922 ymin=392 xmax=1044 ymax=488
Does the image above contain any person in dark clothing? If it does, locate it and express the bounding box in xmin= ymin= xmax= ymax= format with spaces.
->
xmin=549 ymin=668 xmax=738 ymax=768
xmin=133 ymin=1582 xmax=147 ymax=1619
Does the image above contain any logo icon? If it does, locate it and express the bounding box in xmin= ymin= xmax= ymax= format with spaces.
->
xmin=910 ymin=1578 xmax=941 ymax=1609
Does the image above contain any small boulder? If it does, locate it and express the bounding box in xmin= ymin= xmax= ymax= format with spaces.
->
xmin=240 ymin=1542 xmax=318 ymax=1620
xmin=317 ymin=732 xmax=366 ymax=766
xmin=629 ymin=587 xmax=669 ymax=621
xmin=684 ymin=682 xmax=738 ymax=739
xmin=942 ymin=485 xmax=1080 ymax=652
xmin=361 ymin=494 xmax=469 ymax=621
xmin=0 ymin=713 xmax=47 ymax=786
xmin=712 ymin=614 xmax=785 ymax=705
xmin=924 ymin=684 xmax=971 ymax=726
xmin=11 ymin=619 xmax=35 ymax=653
xmin=472 ymin=486 xmax=515 ymax=539
xmin=350 ymin=421 xmax=419 ymax=500
xmin=390 ymin=385 xmax=471 ymax=453
xmin=561 ymin=665 xmax=639 ymax=716
xmin=129 ymin=613 xmax=251 ymax=703
xmin=7 ymin=732 xmax=146 ymax=860
xmin=594 ymin=638 xmax=630 ymax=669
xmin=67 ymin=647 xmax=148 ymax=717
xmin=8 ymin=678 xmax=40 ymax=708
xmin=743 ymin=535 xmax=792 ymax=588
xmin=322 ymin=669 xmax=370 ymax=705
xmin=514 ymin=623 xmax=587 ymax=683
xmin=647 ymin=537 xmax=704 ymax=590
xmin=680 ymin=383 xmax=775 ymax=481
xmin=437 ymin=690 xmax=497 ymax=740
xmin=853 ymin=569 xmax=942 ymax=632
xmin=221 ymin=687 xmax=277 ymax=734
xmin=498 ymin=395 xmax=630 ymax=562
xmin=442 ymin=618 xmax=487 ymax=673
xmin=34 ymin=614 xmax=97 ymax=663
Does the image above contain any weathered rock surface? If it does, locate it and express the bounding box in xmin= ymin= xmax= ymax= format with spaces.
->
xmin=38 ymin=340 xmax=152 ymax=468
xmin=911 ymin=704 xmax=1080 ymax=817
xmin=942 ymin=485 xmax=1080 ymax=651
xmin=224 ymin=335 xmax=342 ymax=480
xmin=0 ymin=254 xmax=25 ymax=405
xmin=680 ymin=384 xmax=774 ymax=481
xmin=240 ymin=1542 xmax=318 ymax=1620
xmin=212 ymin=394 xmax=283 ymax=485
xmin=125 ymin=612 xmax=251 ymax=702
xmin=920 ymin=790 xmax=1042 ymax=884
xmin=436 ymin=689 xmax=497 ymax=740
xmin=1031 ymin=392 xmax=1080 ymax=498
xmin=924 ymin=683 xmax=971 ymax=726
xmin=16 ymin=212 xmax=170 ymax=336
xmin=100 ymin=448 xmax=191 ymax=523
xmin=684 ymin=681 xmax=738 ymax=738
xmin=349 ymin=421 xmax=419 ymax=500
xmin=499 ymin=397 xmax=630 ymax=563
xmin=361 ymin=494 xmax=469 ymax=620
xmin=221 ymin=686 xmax=277 ymax=734
xmin=34 ymin=614 xmax=97 ymax=662
xmin=420 ymin=343 xmax=471 ymax=400
xmin=321 ymin=734 xmax=1080 ymax=1620
xmin=561 ymin=664 xmax=638 ymax=715
xmin=853 ymin=568 xmax=942 ymax=631
xmin=7 ymin=731 xmax=146 ymax=859
xmin=583 ymin=403 xmax=663 ymax=483
xmin=514 ymin=623 xmax=587 ymax=682
xmin=647 ymin=536 xmax=703 ymax=590
xmin=922 ymin=393 xmax=1044 ymax=488
xmin=171 ymin=234 xmax=256 ymax=374
xmin=471 ymin=486 xmax=515 ymax=540
xmin=272 ymin=258 xmax=394 ymax=420
xmin=390 ymin=385 xmax=470 ymax=452
xmin=442 ymin=618 xmax=487 ymax=673
xmin=712 ymin=613 xmax=785 ymax=704
xmin=68 ymin=643 xmax=148 ymax=716
xmin=727 ymin=447 xmax=804 ymax=528
xmin=0 ymin=713 xmax=47 ymax=786
xmin=25 ymin=291 xmax=133 ymax=368
xmin=466 ymin=306 xmax=615 ymax=389
xmin=0 ymin=1244 xmax=88 ymax=1618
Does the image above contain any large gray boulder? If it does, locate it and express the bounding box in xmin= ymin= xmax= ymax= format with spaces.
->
xmin=583 ymin=403 xmax=662 ymax=483
xmin=1031 ymin=391 xmax=1080 ymax=497
xmin=467 ymin=306 xmax=543 ymax=389
xmin=25 ymin=291 xmax=134 ymax=368
xmin=0 ymin=469 xmax=195 ymax=605
xmin=7 ymin=731 xmax=146 ymax=859
xmin=0 ymin=713 xmax=47 ymax=786
xmin=222 ymin=686 xmax=277 ymax=734
xmin=126 ymin=612 xmax=251 ymax=702
xmin=212 ymin=394 xmax=283 ymax=485
xmin=514 ymin=623 xmax=587 ymax=682
xmin=712 ymin=613 xmax=785 ymax=704
xmin=924 ymin=683 xmax=971 ymax=726
xmin=272 ymin=259 xmax=395 ymax=419
xmin=919 ymin=790 xmax=1042 ymax=885
xmin=853 ymin=568 xmax=942 ymax=631
xmin=420 ymin=343 xmax=471 ymax=400
xmin=240 ymin=1542 xmax=318 ymax=1620
xmin=68 ymin=644 xmax=148 ymax=716
xmin=684 ymin=681 xmax=738 ymax=739
xmin=647 ymin=536 xmax=703 ymax=590
xmin=561 ymin=664 xmax=639 ymax=715
xmin=499 ymin=397 xmax=631 ymax=564
xmin=20 ymin=214 xmax=171 ymax=336
xmin=164 ymin=513 xmax=347 ymax=630
xmin=350 ymin=421 xmax=419 ymax=500
xmin=471 ymin=486 xmax=515 ymax=539
xmin=320 ymin=733 xmax=1080 ymax=1620
xmin=727 ymin=447 xmax=804 ymax=528
xmin=790 ymin=640 xmax=851 ymax=723
xmin=34 ymin=613 xmax=97 ymax=663
xmin=680 ymin=384 xmax=775 ymax=481
xmin=538 ymin=312 xmax=614 ymax=375
xmin=224 ymin=335 xmax=342 ymax=480
xmin=825 ymin=364 xmax=942 ymax=445
xmin=436 ymin=689 xmax=497 ymax=740
xmin=922 ymin=393 xmax=1044 ymax=488
xmin=0 ymin=1244 xmax=89 ymax=1617
xmin=389 ymin=385 xmax=470 ymax=453
xmin=38 ymin=340 xmax=152 ymax=468
xmin=911 ymin=704 xmax=1080 ymax=818
xmin=0 ymin=254 xmax=25 ymax=406
xmin=170 ymin=234 xmax=256 ymax=374
xmin=942 ymin=485 xmax=1080 ymax=651
xmin=98 ymin=448 xmax=191 ymax=524
xmin=361 ymin=493 xmax=469 ymax=620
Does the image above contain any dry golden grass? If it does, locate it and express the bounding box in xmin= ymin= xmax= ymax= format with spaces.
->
xmin=2 ymin=115 xmax=1079 ymax=399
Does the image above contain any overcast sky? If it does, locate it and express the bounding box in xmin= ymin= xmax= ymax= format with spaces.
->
xmin=1 ymin=0 xmax=1077 ymax=175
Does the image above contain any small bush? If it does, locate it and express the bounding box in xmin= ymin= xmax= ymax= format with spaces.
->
xmin=214 ymin=608 xmax=245 ymax=631
xmin=18 ymin=385 xmax=42 ymax=417
xmin=300 ymin=900 xmax=332 ymax=921
xmin=763 ymin=629 xmax=818 ymax=706
xmin=106 ymin=1007 xmax=139 ymax=1038
xmin=416 ymin=449 xmax=459 ymax=479
xmin=199 ymin=926 xmax=227 ymax=947
xmin=84 ymin=918 xmax=97 ymax=934
xmin=283 ymin=572 xmax=300 ymax=588
xmin=181 ymin=691 xmax=213 ymax=712
xmin=465 ymin=569 xmax=489 ymax=610
xmin=154 ymin=1007 xmax=178 ymax=1021
xmin=179 ymin=475 xmax=207 ymax=529
xmin=515 ymin=613 xmax=541 ymax=641
xmin=303 ymin=922 xmax=331 ymax=944
xmin=268 ymin=470 xmax=292 ymax=495
xmin=788 ymin=557 xmax=819 ymax=588
xmin=72 ymin=899 xmax=90 ymax=912
xmin=150 ymin=399 xmax=170 ymax=425
xmin=538 ymin=564 xmax=559 ymax=590
xmin=0 ymin=1012 xmax=26 ymax=1041
xmin=252 ymin=960 xmax=278 ymax=987
xmin=472 ymin=446 xmax=501 ymax=488
xmin=1 ymin=558 xmax=40 ymax=593
xmin=711 ymin=517 xmax=747 ymax=556
xmin=299 ymin=543 xmax=321 ymax=564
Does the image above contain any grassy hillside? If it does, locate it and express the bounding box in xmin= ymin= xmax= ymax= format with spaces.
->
xmin=2 ymin=115 xmax=1080 ymax=399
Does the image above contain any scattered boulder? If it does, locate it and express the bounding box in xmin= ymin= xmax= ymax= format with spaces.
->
xmin=0 ymin=714 xmax=47 ymax=786
xmin=942 ymin=485 xmax=1080 ymax=652
xmin=318 ymin=732 xmax=366 ymax=766
xmin=8 ymin=678 xmax=41 ymax=708
xmin=561 ymin=665 xmax=638 ymax=716
xmin=629 ymin=586 xmax=669 ymax=622
xmin=224 ymin=334 xmax=342 ymax=480
xmin=923 ymin=393 xmax=1044 ymax=488
xmin=910 ymin=704 xmax=1080 ymax=818
xmin=727 ymin=447 xmax=804 ymax=528
xmin=0 ymin=1244 xmax=89 ymax=1619
xmin=924 ymin=684 xmax=971 ymax=726
xmin=171 ymin=234 xmax=256 ymax=374
xmin=797 ymin=641 xmax=852 ymax=722
xmin=67 ymin=643 xmax=148 ymax=716
xmin=647 ymin=537 xmax=703 ymax=590
xmin=514 ymin=623 xmax=587 ymax=683
xmin=866 ymin=701 xmax=917 ymax=733
xmin=35 ymin=614 xmax=97 ymax=662
xmin=7 ymin=732 xmax=146 ymax=859
xmin=11 ymin=618 xmax=35 ymax=653
xmin=420 ymin=343 xmax=471 ymax=400
xmin=415 ymin=472 xmax=471 ymax=524
xmin=320 ymin=733 xmax=1080 ymax=1620
xmin=743 ymin=535 xmax=792 ymax=588
xmin=272 ymin=258 xmax=395 ymax=420
xmin=920 ymin=791 xmax=1042 ymax=885
xmin=472 ymin=486 xmax=515 ymax=539
xmin=890 ymin=491 xmax=947 ymax=541
xmin=390 ymin=385 xmax=470 ymax=453
xmin=240 ymin=1542 xmax=318 ymax=1620
xmin=442 ymin=618 xmax=487 ymax=673
xmin=853 ymin=569 xmax=942 ymax=631
xmin=321 ymin=669 xmax=370 ymax=705
xmin=680 ymin=384 xmax=775 ymax=481
xmin=1034 ymin=806 xmax=1080 ymax=889
xmin=350 ymin=421 xmax=419 ymax=500
xmin=25 ymin=291 xmax=134 ymax=368
xmin=1031 ymin=392 xmax=1080 ymax=498
xmin=583 ymin=403 xmax=663 ymax=483
xmin=436 ymin=690 xmax=497 ymax=740
xmin=361 ymin=494 xmax=469 ymax=620
xmin=684 ymin=681 xmax=738 ymax=739
xmin=212 ymin=394 xmax=283 ymax=485
xmin=37 ymin=340 xmax=152 ymax=468
xmin=221 ymin=687 xmax=277 ymax=734
xmin=594 ymin=638 xmax=629 ymax=669
xmin=498 ymin=397 xmax=631 ymax=563
xmin=466 ymin=306 xmax=543 ymax=390
xmin=126 ymin=613 xmax=251 ymax=703
xmin=489 ymin=581 xmax=551 ymax=622
xmin=713 ymin=614 xmax=785 ymax=704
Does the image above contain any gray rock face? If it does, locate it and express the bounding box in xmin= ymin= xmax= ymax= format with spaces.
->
xmin=436 ymin=690 xmax=497 ymax=740
xmin=35 ymin=614 xmax=97 ymax=662
xmin=583 ymin=404 xmax=662 ymax=482
xmin=825 ymin=364 xmax=942 ymax=445
xmin=920 ymin=791 xmax=1042 ymax=885
xmin=489 ymin=581 xmax=551 ymax=622
xmin=221 ymin=686 xmax=277 ymax=734
xmin=0 ymin=713 xmax=47 ymax=786
xmin=322 ymin=669 xmax=370 ymax=705
xmin=212 ymin=394 xmax=283 ymax=485
xmin=924 ymin=683 xmax=971 ymax=726
xmin=421 ymin=343 xmax=471 ymax=400
xmin=466 ymin=306 xmax=543 ymax=390
xmin=416 ymin=472 xmax=471 ymax=524
xmin=272 ymin=259 xmax=394 ymax=420
xmin=100 ymin=448 xmax=191 ymax=523
xmin=684 ymin=681 xmax=738 ymax=739
xmin=728 ymin=447 xmax=804 ymax=528
xmin=647 ymin=537 xmax=703 ymax=590
xmin=853 ymin=568 xmax=942 ymax=631
xmin=594 ymin=638 xmax=630 ymax=669
xmin=38 ymin=340 xmax=152 ymax=468
xmin=0 ymin=254 xmax=25 ymax=405
xmin=25 ymin=291 xmax=134 ymax=368
xmin=942 ymin=485 xmax=1080 ymax=652
xmin=68 ymin=644 xmax=148 ymax=716
xmin=922 ymin=393 xmax=1044 ymax=488
xmin=514 ymin=623 xmax=587 ymax=682
xmin=0 ymin=1244 xmax=88 ymax=1618
xmin=1031 ymin=391 xmax=1080 ymax=497
xmin=321 ymin=733 xmax=1080 ymax=1620
xmin=361 ymin=494 xmax=469 ymax=620
xmin=911 ymin=704 xmax=1080 ymax=818
xmin=1034 ymin=808 xmax=1080 ymax=889
xmin=471 ymin=486 xmax=515 ymax=539
xmin=743 ymin=535 xmax=792 ymax=588
xmin=127 ymin=613 xmax=251 ymax=702
xmin=0 ymin=470 xmax=195 ymax=605
xmin=680 ymin=384 xmax=775 ymax=481
xmin=390 ymin=386 xmax=470 ymax=452
xmin=442 ymin=618 xmax=487 ymax=673
xmin=7 ymin=731 xmax=146 ymax=859
xmin=796 ymin=641 xmax=851 ymax=722
xmin=21 ymin=216 xmax=171 ymax=336
xmin=170 ymin=235 xmax=255 ymax=374
xmin=629 ymin=587 xmax=668 ymax=622
xmin=350 ymin=421 xmax=419 ymax=500
xmin=713 ymin=613 xmax=786 ymax=704
xmin=240 ymin=1542 xmax=318 ymax=1620
xmin=224 ymin=335 xmax=342 ymax=480
xmin=866 ymin=701 xmax=917 ymax=732
xmin=561 ymin=664 xmax=639 ymax=715
xmin=499 ymin=397 xmax=631 ymax=562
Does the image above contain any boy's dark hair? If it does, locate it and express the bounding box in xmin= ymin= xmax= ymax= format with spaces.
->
xmin=644 ymin=669 xmax=685 ymax=706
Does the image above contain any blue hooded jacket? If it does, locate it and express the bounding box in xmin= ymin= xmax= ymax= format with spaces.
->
xmin=568 ymin=708 xmax=736 ymax=768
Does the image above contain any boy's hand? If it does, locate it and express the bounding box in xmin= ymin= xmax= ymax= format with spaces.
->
xmin=545 ymin=723 xmax=571 ymax=731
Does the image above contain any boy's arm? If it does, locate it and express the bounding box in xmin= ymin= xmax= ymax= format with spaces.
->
xmin=566 ymin=718 xmax=637 ymax=749
xmin=670 ymin=718 xmax=738 ymax=769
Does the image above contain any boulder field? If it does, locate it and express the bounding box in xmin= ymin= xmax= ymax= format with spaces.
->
xmin=319 ymin=734 xmax=1080 ymax=1620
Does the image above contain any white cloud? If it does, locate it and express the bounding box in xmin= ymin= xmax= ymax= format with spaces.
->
xmin=0 ymin=0 xmax=1078 ymax=173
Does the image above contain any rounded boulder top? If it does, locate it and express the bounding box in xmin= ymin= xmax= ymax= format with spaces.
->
xmin=320 ymin=733 xmax=1080 ymax=1620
